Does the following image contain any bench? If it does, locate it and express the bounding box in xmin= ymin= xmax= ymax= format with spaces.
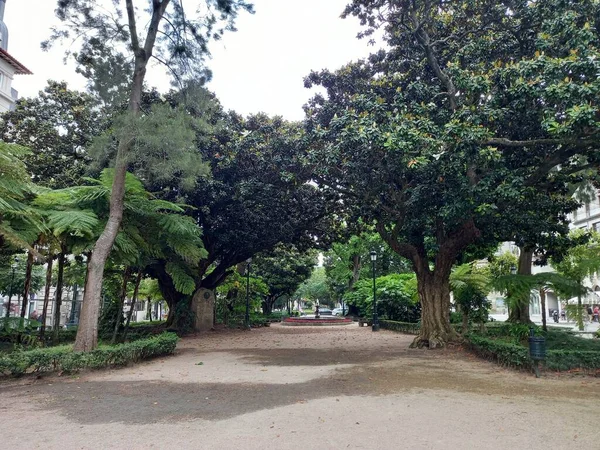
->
xmin=358 ymin=317 xmax=373 ymax=327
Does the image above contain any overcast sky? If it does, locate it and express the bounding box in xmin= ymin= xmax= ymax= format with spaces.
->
xmin=5 ymin=0 xmax=378 ymax=120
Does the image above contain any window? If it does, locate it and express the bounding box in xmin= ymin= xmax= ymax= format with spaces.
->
xmin=594 ymin=222 xmax=600 ymax=232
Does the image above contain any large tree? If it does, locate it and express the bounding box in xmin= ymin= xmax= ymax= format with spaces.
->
xmin=252 ymin=245 xmax=316 ymax=315
xmin=0 ymin=81 xmax=102 ymax=189
xmin=47 ymin=0 xmax=252 ymax=351
xmin=305 ymin=0 xmax=600 ymax=347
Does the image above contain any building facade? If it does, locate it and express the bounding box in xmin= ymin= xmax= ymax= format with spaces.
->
xmin=0 ymin=0 xmax=31 ymax=112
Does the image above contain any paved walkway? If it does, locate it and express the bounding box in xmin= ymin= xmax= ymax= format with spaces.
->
xmin=1 ymin=325 xmax=599 ymax=449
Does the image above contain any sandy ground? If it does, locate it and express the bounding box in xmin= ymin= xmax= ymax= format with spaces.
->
xmin=1 ymin=324 xmax=599 ymax=449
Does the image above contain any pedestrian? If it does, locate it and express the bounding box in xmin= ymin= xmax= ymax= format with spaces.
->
xmin=593 ymin=305 xmax=599 ymax=323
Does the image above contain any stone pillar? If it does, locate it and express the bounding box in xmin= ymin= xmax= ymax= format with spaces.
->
xmin=191 ymin=288 xmax=215 ymax=331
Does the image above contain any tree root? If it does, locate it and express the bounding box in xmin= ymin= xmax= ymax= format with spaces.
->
xmin=410 ymin=330 xmax=462 ymax=349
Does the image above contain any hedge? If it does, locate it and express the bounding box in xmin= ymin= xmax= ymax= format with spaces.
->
xmin=465 ymin=333 xmax=600 ymax=372
xmin=379 ymin=320 xmax=420 ymax=335
xmin=0 ymin=332 xmax=178 ymax=377
xmin=465 ymin=334 xmax=531 ymax=369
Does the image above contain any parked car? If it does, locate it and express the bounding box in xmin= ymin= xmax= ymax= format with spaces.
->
xmin=332 ymin=308 xmax=348 ymax=316
xmin=318 ymin=308 xmax=333 ymax=315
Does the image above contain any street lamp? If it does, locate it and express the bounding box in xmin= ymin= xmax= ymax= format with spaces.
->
xmin=5 ymin=257 xmax=19 ymax=319
xmin=245 ymin=257 xmax=252 ymax=329
xmin=370 ymin=250 xmax=379 ymax=331
xmin=510 ymin=265 xmax=517 ymax=275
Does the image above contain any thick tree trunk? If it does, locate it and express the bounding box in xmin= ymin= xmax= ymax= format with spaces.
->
xmin=52 ymin=249 xmax=66 ymax=345
xmin=262 ymin=296 xmax=274 ymax=315
xmin=73 ymin=24 xmax=157 ymax=350
xmin=507 ymin=248 xmax=533 ymax=324
xmin=112 ymin=268 xmax=131 ymax=344
xmin=39 ymin=257 xmax=53 ymax=341
xmin=20 ymin=249 xmax=35 ymax=319
xmin=411 ymin=268 xmax=459 ymax=348
xmin=122 ymin=270 xmax=143 ymax=342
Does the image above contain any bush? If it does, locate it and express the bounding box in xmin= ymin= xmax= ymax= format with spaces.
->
xmin=465 ymin=331 xmax=600 ymax=373
xmin=0 ymin=332 xmax=178 ymax=377
xmin=379 ymin=320 xmax=421 ymax=335
xmin=173 ymin=299 xmax=194 ymax=334
xmin=465 ymin=334 xmax=531 ymax=369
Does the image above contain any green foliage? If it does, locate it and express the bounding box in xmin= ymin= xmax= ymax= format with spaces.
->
xmin=173 ymin=299 xmax=194 ymax=335
xmin=466 ymin=327 xmax=600 ymax=372
xmin=344 ymin=273 xmax=419 ymax=321
xmin=294 ymin=267 xmax=332 ymax=306
xmin=0 ymin=333 xmax=178 ymax=377
xmin=0 ymin=256 xmax=45 ymax=298
xmin=98 ymin=300 xmax=124 ymax=339
xmin=465 ymin=334 xmax=531 ymax=370
xmin=379 ymin=320 xmax=420 ymax=335
xmin=0 ymin=143 xmax=41 ymax=249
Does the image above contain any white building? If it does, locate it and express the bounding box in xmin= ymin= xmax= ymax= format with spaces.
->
xmin=0 ymin=0 xmax=31 ymax=112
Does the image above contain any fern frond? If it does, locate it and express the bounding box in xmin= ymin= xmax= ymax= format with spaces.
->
xmin=165 ymin=261 xmax=197 ymax=295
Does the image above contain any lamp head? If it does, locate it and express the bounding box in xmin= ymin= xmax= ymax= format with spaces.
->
xmin=370 ymin=250 xmax=377 ymax=262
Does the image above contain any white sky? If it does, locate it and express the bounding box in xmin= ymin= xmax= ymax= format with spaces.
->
xmin=5 ymin=0 xmax=378 ymax=120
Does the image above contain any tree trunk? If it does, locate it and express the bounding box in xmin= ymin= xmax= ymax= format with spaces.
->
xmin=52 ymin=249 xmax=66 ymax=345
xmin=577 ymin=278 xmax=584 ymax=331
xmin=507 ymin=248 xmax=533 ymax=324
xmin=73 ymin=29 xmax=156 ymax=351
xmin=39 ymin=256 xmax=53 ymax=342
xmin=461 ymin=308 xmax=469 ymax=335
xmin=262 ymin=296 xmax=274 ymax=315
xmin=540 ymin=288 xmax=547 ymax=332
xmin=20 ymin=249 xmax=35 ymax=319
xmin=146 ymin=298 xmax=152 ymax=322
xmin=411 ymin=266 xmax=459 ymax=349
xmin=122 ymin=270 xmax=143 ymax=342
xmin=112 ymin=268 xmax=131 ymax=344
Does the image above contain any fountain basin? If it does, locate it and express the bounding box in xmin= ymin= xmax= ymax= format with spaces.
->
xmin=282 ymin=316 xmax=353 ymax=326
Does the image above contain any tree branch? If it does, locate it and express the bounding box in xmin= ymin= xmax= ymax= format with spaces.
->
xmin=125 ymin=0 xmax=140 ymax=52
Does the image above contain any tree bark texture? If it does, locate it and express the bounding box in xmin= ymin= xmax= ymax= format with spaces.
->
xmin=540 ymin=288 xmax=547 ymax=332
xmin=122 ymin=270 xmax=143 ymax=342
xmin=20 ymin=249 xmax=35 ymax=319
xmin=74 ymin=1 xmax=170 ymax=351
xmin=39 ymin=257 xmax=53 ymax=341
xmin=52 ymin=249 xmax=66 ymax=345
xmin=411 ymin=268 xmax=459 ymax=348
xmin=112 ymin=268 xmax=131 ymax=344
xmin=507 ymin=248 xmax=533 ymax=324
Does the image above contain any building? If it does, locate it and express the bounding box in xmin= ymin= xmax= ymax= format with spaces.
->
xmin=0 ymin=0 xmax=31 ymax=112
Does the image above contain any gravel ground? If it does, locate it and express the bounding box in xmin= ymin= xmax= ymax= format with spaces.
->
xmin=1 ymin=324 xmax=599 ymax=449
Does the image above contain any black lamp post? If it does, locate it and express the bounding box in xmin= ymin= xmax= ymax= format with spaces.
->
xmin=370 ymin=250 xmax=379 ymax=331
xmin=245 ymin=257 xmax=252 ymax=329
xmin=5 ymin=257 xmax=18 ymax=319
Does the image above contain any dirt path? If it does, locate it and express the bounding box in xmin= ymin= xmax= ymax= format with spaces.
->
xmin=1 ymin=325 xmax=599 ymax=449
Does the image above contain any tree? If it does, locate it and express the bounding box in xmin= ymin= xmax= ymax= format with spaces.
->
xmin=0 ymin=143 xmax=40 ymax=250
xmin=295 ymin=267 xmax=332 ymax=307
xmin=0 ymin=81 xmax=102 ymax=189
xmin=252 ymin=245 xmax=316 ymax=315
xmin=305 ymin=0 xmax=600 ymax=347
xmin=47 ymin=0 xmax=253 ymax=351
xmin=551 ymin=231 xmax=600 ymax=330
xmin=344 ymin=273 xmax=418 ymax=322
xmin=0 ymin=255 xmax=44 ymax=316
xmin=145 ymin=107 xmax=339 ymax=322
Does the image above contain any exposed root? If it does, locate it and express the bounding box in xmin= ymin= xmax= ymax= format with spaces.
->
xmin=410 ymin=330 xmax=462 ymax=349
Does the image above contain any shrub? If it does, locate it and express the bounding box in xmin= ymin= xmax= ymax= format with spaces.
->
xmin=465 ymin=334 xmax=531 ymax=369
xmin=173 ymin=299 xmax=194 ymax=334
xmin=379 ymin=320 xmax=421 ymax=335
xmin=0 ymin=332 xmax=178 ymax=377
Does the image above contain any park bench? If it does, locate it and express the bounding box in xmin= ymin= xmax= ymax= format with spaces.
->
xmin=358 ymin=317 xmax=372 ymax=327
